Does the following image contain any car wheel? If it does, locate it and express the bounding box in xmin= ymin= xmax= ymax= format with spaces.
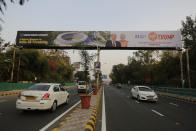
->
xmin=66 ymin=96 xmax=69 ymax=104
xmin=137 ymin=95 xmax=140 ymax=101
xmin=51 ymin=101 xmax=57 ymax=112
xmin=131 ymin=94 xmax=134 ymax=99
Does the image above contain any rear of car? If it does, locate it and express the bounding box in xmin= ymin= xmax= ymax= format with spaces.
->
xmin=77 ymin=81 xmax=89 ymax=93
xmin=16 ymin=83 xmax=69 ymax=111
xmin=116 ymin=83 xmax=122 ymax=89
xmin=16 ymin=84 xmax=53 ymax=110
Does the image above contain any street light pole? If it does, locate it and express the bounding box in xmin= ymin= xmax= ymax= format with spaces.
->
xmin=10 ymin=47 xmax=16 ymax=82
xmin=186 ymin=48 xmax=191 ymax=88
xmin=179 ymin=51 xmax=184 ymax=88
xmin=96 ymin=47 xmax=100 ymax=89
xmin=17 ymin=53 xmax=21 ymax=82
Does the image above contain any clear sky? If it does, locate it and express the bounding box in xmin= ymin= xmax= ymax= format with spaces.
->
xmin=0 ymin=0 xmax=196 ymax=79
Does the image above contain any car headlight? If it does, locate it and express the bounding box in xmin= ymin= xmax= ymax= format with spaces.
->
xmin=153 ymin=94 xmax=158 ymax=98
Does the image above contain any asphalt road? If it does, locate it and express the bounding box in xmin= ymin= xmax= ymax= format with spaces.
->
xmin=104 ymin=85 xmax=196 ymax=131
xmin=0 ymin=88 xmax=82 ymax=131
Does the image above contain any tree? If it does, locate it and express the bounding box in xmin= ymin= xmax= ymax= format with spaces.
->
xmin=0 ymin=0 xmax=26 ymax=14
xmin=181 ymin=15 xmax=196 ymax=88
xmin=79 ymin=49 xmax=96 ymax=82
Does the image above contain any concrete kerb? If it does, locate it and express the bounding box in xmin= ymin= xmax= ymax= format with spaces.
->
xmin=0 ymin=90 xmax=23 ymax=96
xmin=85 ymin=88 xmax=103 ymax=131
xmin=157 ymin=92 xmax=196 ymax=103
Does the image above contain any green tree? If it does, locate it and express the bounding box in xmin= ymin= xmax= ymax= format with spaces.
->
xmin=181 ymin=16 xmax=196 ymax=88
xmin=79 ymin=49 xmax=96 ymax=82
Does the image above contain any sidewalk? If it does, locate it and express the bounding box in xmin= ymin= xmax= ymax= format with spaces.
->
xmin=50 ymin=89 xmax=102 ymax=131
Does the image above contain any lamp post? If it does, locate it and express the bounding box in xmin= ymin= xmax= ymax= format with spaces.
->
xmin=179 ymin=50 xmax=184 ymax=88
xmin=10 ymin=47 xmax=16 ymax=82
xmin=186 ymin=48 xmax=191 ymax=88
xmin=96 ymin=47 xmax=100 ymax=89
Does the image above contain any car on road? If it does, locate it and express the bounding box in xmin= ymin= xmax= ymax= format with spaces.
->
xmin=131 ymin=86 xmax=158 ymax=102
xmin=77 ymin=81 xmax=89 ymax=93
xmin=116 ymin=83 xmax=122 ymax=89
xmin=16 ymin=83 xmax=69 ymax=112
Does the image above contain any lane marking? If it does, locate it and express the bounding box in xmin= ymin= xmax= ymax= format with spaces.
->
xmin=102 ymin=87 xmax=106 ymax=131
xmin=136 ymin=101 xmax=140 ymax=103
xmin=151 ymin=109 xmax=164 ymax=117
xmin=39 ymin=100 xmax=81 ymax=131
xmin=169 ymin=102 xmax=178 ymax=107
xmin=0 ymin=99 xmax=7 ymax=103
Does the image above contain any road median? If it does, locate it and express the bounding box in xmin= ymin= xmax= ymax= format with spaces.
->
xmin=47 ymin=88 xmax=103 ymax=131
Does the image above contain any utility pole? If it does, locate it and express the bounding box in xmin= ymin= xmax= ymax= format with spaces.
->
xmin=96 ymin=47 xmax=100 ymax=89
xmin=17 ymin=53 xmax=21 ymax=82
xmin=10 ymin=47 xmax=16 ymax=82
xmin=186 ymin=48 xmax=191 ymax=88
xmin=179 ymin=50 xmax=184 ymax=88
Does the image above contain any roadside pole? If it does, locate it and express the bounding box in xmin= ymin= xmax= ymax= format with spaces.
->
xmin=16 ymin=53 xmax=21 ymax=82
xmin=97 ymin=47 xmax=100 ymax=89
xmin=179 ymin=51 xmax=184 ymax=88
xmin=10 ymin=47 xmax=16 ymax=82
xmin=186 ymin=48 xmax=191 ymax=88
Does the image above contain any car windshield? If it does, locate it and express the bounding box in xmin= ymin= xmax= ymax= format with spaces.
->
xmin=28 ymin=84 xmax=50 ymax=91
xmin=78 ymin=82 xmax=86 ymax=85
xmin=138 ymin=87 xmax=152 ymax=92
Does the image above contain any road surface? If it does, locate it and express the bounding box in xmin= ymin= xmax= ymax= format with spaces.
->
xmin=104 ymin=85 xmax=196 ymax=131
xmin=0 ymin=88 xmax=82 ymax=131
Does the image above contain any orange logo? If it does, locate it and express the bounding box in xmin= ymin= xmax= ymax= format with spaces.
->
xmin=148 ymin=32 xmax=157 ymax=41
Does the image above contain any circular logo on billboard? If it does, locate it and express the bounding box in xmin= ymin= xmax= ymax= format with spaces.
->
xmin=148 ymin=32 xmax=157 ymax=41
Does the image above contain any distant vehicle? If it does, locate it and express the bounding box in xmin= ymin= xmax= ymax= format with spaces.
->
xmin=16 ymin=83 xmax=69 ymax=112
xmin=91 ymin=83 xmax=96 ymax=89
xmin=77 ymin=81 xmax=89 ymax=93
xmin=116 ymin=83 xmax=122 ymax=89
xmin=131 ymin=86 xmax=158 ymax=102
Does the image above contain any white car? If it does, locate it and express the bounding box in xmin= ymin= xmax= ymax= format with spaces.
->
xmin=16 ymin=83 xmax=69 ymax=112
xmin=131 ymin=86 xmax=158 ymax=102
xmin=77 ymin=81 xmax=89 ymax=93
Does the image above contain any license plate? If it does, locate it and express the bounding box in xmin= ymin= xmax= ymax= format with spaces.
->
xmin=25 ymin=97 xmax=36 ymax=101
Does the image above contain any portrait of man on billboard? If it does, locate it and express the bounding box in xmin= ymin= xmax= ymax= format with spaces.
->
xmin=105 ymin=33 xmax=121 ymax=47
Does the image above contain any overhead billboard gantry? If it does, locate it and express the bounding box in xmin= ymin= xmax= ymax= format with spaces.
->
xmin=16 ymin=31 xmax=182 ymax=50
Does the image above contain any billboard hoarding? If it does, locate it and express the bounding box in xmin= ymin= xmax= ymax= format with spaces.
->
xmin=16 ymin=31 xmax=182 ymax=50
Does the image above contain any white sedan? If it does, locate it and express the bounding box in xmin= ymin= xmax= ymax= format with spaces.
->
xmin=16 ymin=83 xmax=69 ymax=112
xmin=131 ymin=86 xmax=158 ymax=102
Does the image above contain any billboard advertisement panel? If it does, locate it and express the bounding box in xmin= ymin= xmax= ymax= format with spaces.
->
xmin=16 ymin=31 xmax=182 ymax=49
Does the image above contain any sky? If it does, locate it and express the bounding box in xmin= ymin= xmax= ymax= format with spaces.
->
xmin=0 ymin=0 xmax=196 ymax=79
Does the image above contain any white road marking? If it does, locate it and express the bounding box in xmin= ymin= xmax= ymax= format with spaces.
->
xmin=151 ymin=109 xmax=165 ymax=117
xmin=0 ymin=99 xmax=7 ymax=103
xmin=169 ymin=102 xmax=178 ymax=107
xmin=136 ymin=101 xmax=140 ymax=103
xmin=39 ymin=100 xmax=81 ymax=131
xmin=102 ymin=87 xmax=106 ymax=131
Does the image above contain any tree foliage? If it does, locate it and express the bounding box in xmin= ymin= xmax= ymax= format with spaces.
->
xmin=0 ymin=48 xmax=73 ymax=83
xmin=110 ymin=50 xmax=181 ymax=87
xmin=79 ymin=49 xmax=96 ymax=82
xmin=181 ymin=15 xmax=196 ymax=88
